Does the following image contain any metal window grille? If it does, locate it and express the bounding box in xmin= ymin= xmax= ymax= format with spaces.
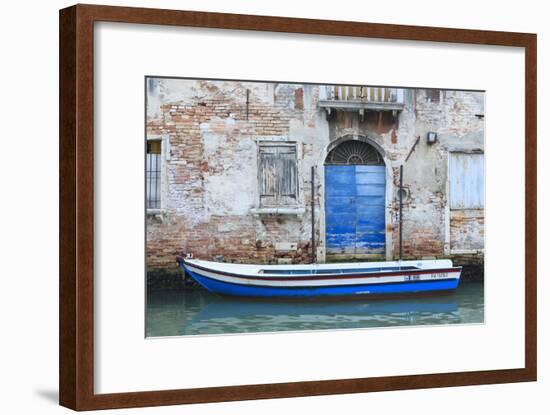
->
xmin=146 ymin=140 xmax=162 ymax=209
xmin=426 ymin=89 xmax=441 ymax=103
xmin=259 ymin=144 xmax=298 ymax=206
xmin=325 ymin=140 xmax=384 ymax=165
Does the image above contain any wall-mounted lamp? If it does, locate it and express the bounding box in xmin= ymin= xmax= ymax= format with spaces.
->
xmin=427 ymin=131 xmax=437 ymax=145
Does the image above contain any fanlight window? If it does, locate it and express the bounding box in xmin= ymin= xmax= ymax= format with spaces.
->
xmin=325 ymin=140 xmax=383 ymax=165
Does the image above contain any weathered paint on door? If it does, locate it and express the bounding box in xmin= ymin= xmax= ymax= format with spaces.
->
xmin=325 ymin=165 xmax=385 ymax=257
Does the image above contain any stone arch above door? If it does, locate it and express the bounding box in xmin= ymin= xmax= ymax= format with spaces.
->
xmin=325 ymin=135 xmax=385 ymax=166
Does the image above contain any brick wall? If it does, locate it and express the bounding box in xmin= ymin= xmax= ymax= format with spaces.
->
xmin=146 ymin=81 xmax=485 ymax=274
xmin=147 ymin=80 xmax=321 ymax=274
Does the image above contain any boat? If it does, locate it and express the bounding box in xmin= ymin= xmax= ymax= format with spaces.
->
xmin=176 ymin=256 xmax=462 ymax=299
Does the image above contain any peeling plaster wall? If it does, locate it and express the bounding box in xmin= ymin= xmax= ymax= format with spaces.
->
xmin=146 ymin=79 xmax=329 ymax=271
xmin=146 ymin=80 xmax=484 ymax=273
xmin=328 ymin=89 xmax=484 ymax=260
xmin=400 ymin=90 xmax=484 ymax=258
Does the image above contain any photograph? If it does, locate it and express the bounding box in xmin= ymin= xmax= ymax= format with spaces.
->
xmin=145 ymin=77 xmax=485 ymax=337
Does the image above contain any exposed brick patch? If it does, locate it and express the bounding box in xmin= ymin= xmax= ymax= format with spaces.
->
xmin=294 ymin=88 xmax=304 ymax=110
xmin=450 ymin=210 xmax=484 ymax=250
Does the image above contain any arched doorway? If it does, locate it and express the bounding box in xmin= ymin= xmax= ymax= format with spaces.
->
xmin=324 ymin=138 xmax=386 ymax=259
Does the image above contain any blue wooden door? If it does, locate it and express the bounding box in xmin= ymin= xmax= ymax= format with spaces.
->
xmin=325 ymin=165 xmax=385 ymax=257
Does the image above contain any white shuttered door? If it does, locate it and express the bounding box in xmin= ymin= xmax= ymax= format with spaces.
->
xmin=449 ymin=152 xmax=484 ymax=209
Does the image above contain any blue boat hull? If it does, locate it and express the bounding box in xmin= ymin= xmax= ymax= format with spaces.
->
xmin=185 ymin=268 xmax=460 ymax=299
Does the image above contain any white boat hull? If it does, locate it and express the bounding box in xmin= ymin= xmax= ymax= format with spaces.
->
xmin=177 ymin=257 xmax=462 ymax=299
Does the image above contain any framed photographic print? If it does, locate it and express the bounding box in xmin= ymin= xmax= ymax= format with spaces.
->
xmin=59 ymin=4 xmax=537 ymax=410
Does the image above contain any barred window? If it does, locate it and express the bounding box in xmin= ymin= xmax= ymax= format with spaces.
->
xmin=426 ymin=89 xmax=441 ymax=103
xmin=146 ymin=140 xmax=162 ymax=209
xmin=258 ymin=143 xmax=298 ymax=207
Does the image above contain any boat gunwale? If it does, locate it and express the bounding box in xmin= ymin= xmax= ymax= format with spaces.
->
xmin=179 ymin=258 xmax=462 ymax=281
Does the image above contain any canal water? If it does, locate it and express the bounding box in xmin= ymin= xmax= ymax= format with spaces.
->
xmin=146 ymin=282 xmax=484 ymax=337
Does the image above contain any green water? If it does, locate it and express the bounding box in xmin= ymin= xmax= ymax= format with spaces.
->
xmin=145 ymin=282 xmax=484 ymax=337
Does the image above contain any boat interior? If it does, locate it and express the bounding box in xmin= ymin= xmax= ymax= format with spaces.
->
xmin=258 ymin=266 xmax=420 ymax=275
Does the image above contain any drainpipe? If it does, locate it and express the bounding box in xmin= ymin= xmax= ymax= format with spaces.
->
xmin=311 ymin=166 xmax=316 ymax=264
xmin=399 ymin=165 xmax=403 ymax=261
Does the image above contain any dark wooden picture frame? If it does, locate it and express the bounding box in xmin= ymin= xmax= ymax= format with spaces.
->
xmin=59 ymin=4 xmax=537 ymax=410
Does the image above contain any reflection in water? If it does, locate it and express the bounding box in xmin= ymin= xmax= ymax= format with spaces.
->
xmin=146 ymin=282 xmax=484 ymax=337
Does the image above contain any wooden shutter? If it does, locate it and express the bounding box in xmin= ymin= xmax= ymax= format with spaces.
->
xmin=449 ymin=153 xmax=484 ymax=209
xmin=259 ymin=144 xmax=298 ymax=206
xmin=259 ymin=147 xmax=278 ymax=206
xmin=278 ymin=146 xmax=297 ymax=205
